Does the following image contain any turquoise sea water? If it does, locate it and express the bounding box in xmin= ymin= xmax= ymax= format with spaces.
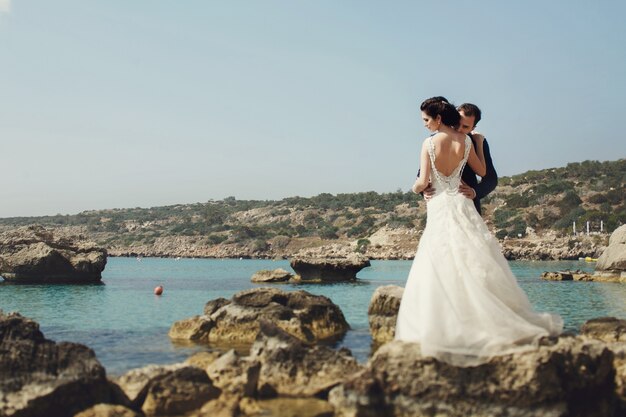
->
xmin=1 ymin=258 xmax=624 ymax=376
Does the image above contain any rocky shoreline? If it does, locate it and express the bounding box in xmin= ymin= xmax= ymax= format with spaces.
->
xmin=105 ymin=230 xmax=606 ymax=262
xmin=0 ymin=221 xmax=608 ymax=262
xmin=5 ymin=286 xmax=626 ymax=417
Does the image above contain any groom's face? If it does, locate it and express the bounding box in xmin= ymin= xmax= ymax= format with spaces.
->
xmin=457 ymin=111 xmax=476 ymax=135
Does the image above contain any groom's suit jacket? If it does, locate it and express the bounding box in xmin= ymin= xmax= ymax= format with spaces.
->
xmin=462 ymin=133 xmax=498 ymax=215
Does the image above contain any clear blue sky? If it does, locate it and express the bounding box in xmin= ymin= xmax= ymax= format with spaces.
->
xmin=1 ymin=1 xmax=625 ymax=218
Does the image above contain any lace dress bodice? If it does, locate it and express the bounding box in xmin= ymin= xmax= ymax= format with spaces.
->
xmin=427 ymin=135 xmax=471 ymax=196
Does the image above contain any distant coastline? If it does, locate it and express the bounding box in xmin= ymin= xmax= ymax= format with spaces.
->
xmin=103 ymin=229 xmax=606 ymax=262
xmin=0 ymin=159 xmax=623 ymax=262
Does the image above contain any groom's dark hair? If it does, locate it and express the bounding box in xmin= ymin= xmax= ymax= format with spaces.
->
xmin=457 ymin=103 xmax=482 ymax=126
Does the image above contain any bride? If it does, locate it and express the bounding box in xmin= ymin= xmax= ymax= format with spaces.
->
xmin=394 ymin=97 xmax=563 ymax=366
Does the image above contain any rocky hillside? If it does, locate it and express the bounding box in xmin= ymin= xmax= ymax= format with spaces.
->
xmin=0 ymin=159 xmax=624 ymax=260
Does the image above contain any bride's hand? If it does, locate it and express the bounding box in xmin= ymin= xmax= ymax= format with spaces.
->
xmin=472 ymin=133 xmax=485 ymax=147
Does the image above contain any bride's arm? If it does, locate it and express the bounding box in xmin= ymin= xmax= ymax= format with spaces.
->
xmin=412 ymin=140 xmax=431 ymax=194
xmin=467 ymin=135 xmax=486 ymax=177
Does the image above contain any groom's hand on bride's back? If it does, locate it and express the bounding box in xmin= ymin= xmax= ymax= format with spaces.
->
xmin=459 ymin=183 xmax=477 ymax=200
xmin=423 ymin=184 xmax=436 ymax=201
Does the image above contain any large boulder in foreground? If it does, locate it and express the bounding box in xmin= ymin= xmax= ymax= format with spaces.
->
xmin=74 ymin=404 xmax=141 ymax=417
xmin=596 ymin=225 xmax=626 ymax=279
xmin=250 ymin=321 xmax=363 ymax=398
xmin=289 ymin=254 xmax=370 ymax=282
xmin=582 ymin=317 xmax=626 ymax=404
xmin=190 ymin=396 xmax=334 ymax=417
xmin=0 ymin=225 xmax=107 ymax=283
xmin=329 ymin=335 xmax=616 ymax=417
xmin=169 ymin=287 xmax=350 ymax=345
xmin=0 ymin=311 xmax=121 ymax=417
xmin=202 ymin=321 xmax=361 ymax=399
xmin=368 ymin=285 xmax=403 ymax=344
xmin=115 ymin=363 xmax=221 ymax=415
xmin=141 ymin=366 xmax=220 ymax=416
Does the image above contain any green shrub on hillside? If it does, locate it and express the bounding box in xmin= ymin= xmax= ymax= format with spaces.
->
xmin=494 ymin=208 xmax=518 ymax=229
xmin=510 ymin=218 xmax=528 ymax=237
xmin=606 ymin=188 xmax=625 ymax=205
xmin=347 ymin=216 xmax=376 ymax=238
xmin=207 ymin=234 xmax=227 ymax=245
xmin=588 ymin=193 xmax=608 ymax=204
xmin=356 ymin=238 xmax=370 ymax=254
xmin=249 ymin=239 xmax=269 ymax=252
xmin=547 ymin=180 xmax=575 ymax=195
xmin=495 ymin=229 xmax=508 ymax=239
xmin=203 ymin=205 xmax=229 ymax=225
xmin=505 ymin=193 xmax=536 ymax=209
xmin=558 ymin=191 xmax=582 ymax=215
xmin=387 ymin=214 xmax=415 ymax=229
xmin=319 ymin=225 xmax=339 ymax=239
xmin=553 ymin=207 xmax=586 ymax=230
xmin=230 ymin=225 xmax=272 ymax=242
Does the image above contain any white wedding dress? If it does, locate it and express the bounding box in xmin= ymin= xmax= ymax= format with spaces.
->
xmin=394 ymin=136 xmax=563 ymax=366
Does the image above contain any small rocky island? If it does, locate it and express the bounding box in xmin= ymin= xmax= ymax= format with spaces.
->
xmin=289 ymin=254 xmax=370 ymax=282
xmin=250 ymin=254 xmax=372 ymax=284
xmin=0 ymin=225 xmax=107 ymax=284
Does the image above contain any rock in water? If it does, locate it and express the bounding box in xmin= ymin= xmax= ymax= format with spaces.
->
xmin=329 ymin=336 xmax=617 ymax=417
xmin=581 ymin=317 xmax=626 ymax=343
xmin=596 ymin=224 xmax=626 ymax=279
xmin=368 ymin=285 xmax=404 ymax=344
xmin=289 ymin=254 xmax=370 ymax=282
xmin=0 ymin=225 xmax=107 ymax=283
xmin=0 ymin=311 xmax=120 ymax=417
xmin=541 ymin=271 xmax=574 ymax=281
xmin=251 ymin=268 xmax=294 ymax=283
xmin=169 ymin=287 xmax=350 ymax=345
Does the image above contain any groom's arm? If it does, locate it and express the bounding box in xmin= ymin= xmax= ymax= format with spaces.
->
xmin=473 ymin=139 xmax=498 ymax=200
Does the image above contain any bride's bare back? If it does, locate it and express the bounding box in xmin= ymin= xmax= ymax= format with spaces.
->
xmin=430 ymin=132 xmax=468 ymax=176
xmin=412 ymin=131 xmax=485 ymax=194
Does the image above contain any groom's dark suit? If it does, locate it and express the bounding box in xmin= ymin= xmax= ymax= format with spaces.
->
xmin=462 ymin=133 xmax=498 ymax=215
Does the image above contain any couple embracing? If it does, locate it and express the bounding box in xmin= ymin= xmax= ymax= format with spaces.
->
xmin=395 ymin=97 xmax=562 ymax=366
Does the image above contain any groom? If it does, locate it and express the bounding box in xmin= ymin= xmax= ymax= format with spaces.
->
xmin=423 ymin=101 xmax=498 ymax=215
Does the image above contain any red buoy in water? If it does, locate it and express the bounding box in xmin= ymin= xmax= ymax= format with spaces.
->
xmin=154 ymin=285 xmax=163 ymax=296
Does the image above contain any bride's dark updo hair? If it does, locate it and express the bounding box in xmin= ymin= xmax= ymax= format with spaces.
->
xmin=420 ymin=96 xmax=461 ymax=128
